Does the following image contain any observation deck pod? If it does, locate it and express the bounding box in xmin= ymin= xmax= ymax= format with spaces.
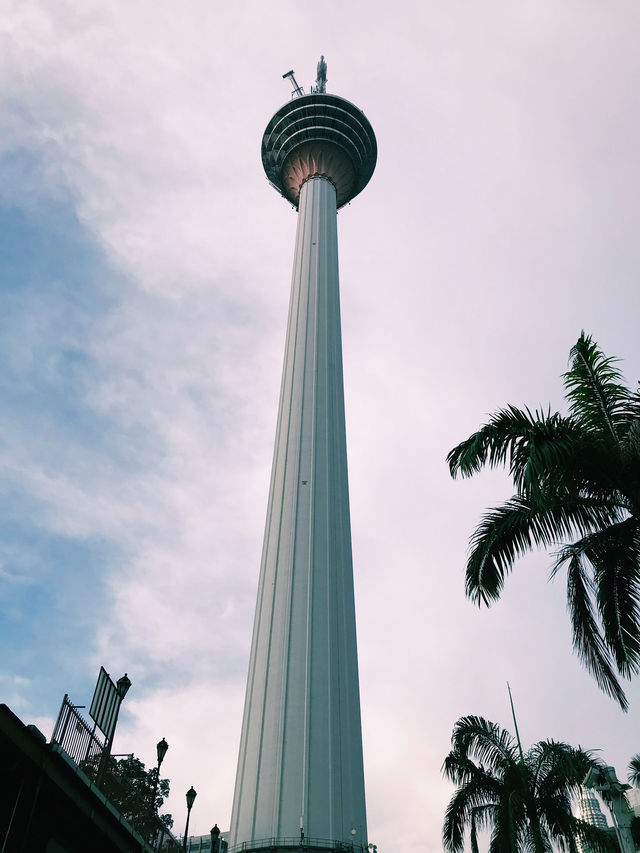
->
xmin=261 ymin=93 xmax=377 ymax=209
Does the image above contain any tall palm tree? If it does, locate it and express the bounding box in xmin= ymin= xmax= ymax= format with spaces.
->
xmin=442 ymin=715 xmax=615 ymax=853
xmin=447 ymin=333 xmax=640 ymax=709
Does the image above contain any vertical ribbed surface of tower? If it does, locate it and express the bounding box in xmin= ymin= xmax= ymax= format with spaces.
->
xmin=229 ymin=79 xmax=377 ymax=853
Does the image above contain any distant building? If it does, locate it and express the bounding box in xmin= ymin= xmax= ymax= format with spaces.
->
xmin=578 ymin=789 xmax=610 ymax=829
xmin=576 ymin=789 xmax=611 ymax=853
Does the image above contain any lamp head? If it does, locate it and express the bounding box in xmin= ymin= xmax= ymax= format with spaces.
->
xmin=186 ymin=786 xmax=197 ymax=810
xmin=116 ymin=673 xmax=132 ymax=699
xmin=157 ymin=737 xmax=169 ymax=764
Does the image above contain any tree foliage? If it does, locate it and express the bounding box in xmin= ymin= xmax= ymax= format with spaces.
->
xmin=103 ymin=756 xmax=174 ymax=835
xmin=442 ymin=715 xmax=616 ymax=853
xmin=81 ymin=754 xmax=173 ymax=839
xmin=447 ymin=333 xmax=640 ymax=709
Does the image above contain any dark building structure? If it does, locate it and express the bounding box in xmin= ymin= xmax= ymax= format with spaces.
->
xmin=0 ymin=703 xmax=156 ymax=853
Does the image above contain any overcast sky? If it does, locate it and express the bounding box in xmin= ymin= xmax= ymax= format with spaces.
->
xmin=3 ymin=1 xmax=640 ymax=850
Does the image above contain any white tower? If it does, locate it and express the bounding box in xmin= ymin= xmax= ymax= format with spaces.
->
xmin=228 ymin=66 xmax=377 ymax=853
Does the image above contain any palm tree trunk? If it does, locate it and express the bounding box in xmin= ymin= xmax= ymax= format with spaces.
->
xmin=508 ymin=793 xmax=518 ymax=853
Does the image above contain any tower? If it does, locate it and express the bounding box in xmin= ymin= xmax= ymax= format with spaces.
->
xmin=229 ymin=63 xmax=377 ymax=853
xmin=576 ymin=789 xmax=610 ymax=853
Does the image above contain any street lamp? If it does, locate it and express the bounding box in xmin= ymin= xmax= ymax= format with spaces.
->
xmin=211 ymin=824 xmax=221 ymax=853
xmin=149 ymin=738 xmax=169 ymax=844
xmin=183 ymin=786 xmax=197 ymax=851
xmin=116 ymin=673 xmax=132 ymax=699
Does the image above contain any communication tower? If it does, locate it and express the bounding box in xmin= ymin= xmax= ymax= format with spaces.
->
xmin=229 ymin=60 xmax=377 ymax=853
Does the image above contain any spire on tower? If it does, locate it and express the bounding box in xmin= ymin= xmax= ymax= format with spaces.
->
xmin=315 ymin=55 xmax=327 ymax=93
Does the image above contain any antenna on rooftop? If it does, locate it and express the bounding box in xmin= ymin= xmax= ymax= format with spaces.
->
xmin=313 ymin=55 xmax=327 ymax=94
xmin=282 ymin=70 xmax=304 ymax=98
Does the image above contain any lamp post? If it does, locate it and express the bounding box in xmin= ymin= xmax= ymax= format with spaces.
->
xmin=211 ymin=824 xmax=221 ymax=853
xmin=151 ymin=738 xmax=168 ymax=811
xmin=183 ymin=786 xmax=197 ymax=851
xmin=148 ymin=737 xmax=168 ymax=844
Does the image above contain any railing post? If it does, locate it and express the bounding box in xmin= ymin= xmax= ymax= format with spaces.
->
xmin=52 ymin=694 xmax=71 ymax=745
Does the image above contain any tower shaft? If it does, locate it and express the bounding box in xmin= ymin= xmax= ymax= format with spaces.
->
xmin=229 ymin=176 xmax=367 ymax=851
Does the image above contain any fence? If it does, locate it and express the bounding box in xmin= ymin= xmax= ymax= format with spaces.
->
xmin=51 ymin=693 xmax=105 ymax=767
xmin=227 ymin=839 xmax=367 ymax=853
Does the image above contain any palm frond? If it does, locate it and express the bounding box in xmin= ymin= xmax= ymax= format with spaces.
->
xmin=443 ymin=778 xmax=499 ymax=853
xmin=621 ymin=421 xmax=640 ymax=507
xmin=448 ymin=405 xmax=536 ymax=478
xmin=465 ymin=496 xmax=618 ymax=605
xmin=590 ymin=519 xmax=640 ymax=676
xmin=557 ymin=518 xmax=640 ymax=679
xmin=554 ymin=546 xmax=628 ymax=710
xmin=570 ymin=817 xmax=620 ymax=853
xmin=449 ymin=716 xmax=519 ymax=775
xmin=470 ymin=805 xmax=495 ymax=853
xmin=556 ymin=442 xmax=633 ymax=512
xmin=447 ymin=406 xmax=584 ymax=496
xmin=442 ymin=783 xmax=472 ymax=853
xmin=443 ymin=752 xmax=488 ymax=786
xmin=564 ymin=332 xmax=633 ymax=445
xmin=506 ymin=413 xmax=587 ymax=499
xmin=628 ymin=754 xmax=640 ymax=787
xmin=529 ymin=741 xmax=599 ymax=799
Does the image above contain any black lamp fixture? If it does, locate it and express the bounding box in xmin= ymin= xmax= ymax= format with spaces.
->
xmin=116 ymin=673 xmax=132 ymax=699
xmin=156 ymin=737 xmax=169 ymax=766
xmin=211 ymin=824 xmax=221 ymax=853
xmin=183 ymin=787 xmax=197 ymax=850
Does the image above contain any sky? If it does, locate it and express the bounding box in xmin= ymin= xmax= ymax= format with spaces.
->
xmin=2 ymin=1 xmax=640 ymax=850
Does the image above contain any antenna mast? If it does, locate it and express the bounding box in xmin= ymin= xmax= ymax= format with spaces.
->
xmin=282 ymin=70 xmax=304 ymax=98
xmin=507 ymin=682 xmax=525 ymax=762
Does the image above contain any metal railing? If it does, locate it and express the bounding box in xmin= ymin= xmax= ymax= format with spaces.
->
xmin=51 ymin=693 xmax=105 ymax=767
xmin=228 ymin=838 xmax=367 ymax=853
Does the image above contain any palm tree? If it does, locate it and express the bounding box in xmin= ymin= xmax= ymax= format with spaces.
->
xmin=447 ymin=333 xmax=640 ymax=709
xmin=442 ymin=715 xmax=616 ymax=853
